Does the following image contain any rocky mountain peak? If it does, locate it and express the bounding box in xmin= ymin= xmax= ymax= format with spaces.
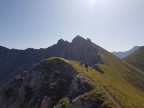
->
xmin=71 ymin=35 xmax=88 ymax=44
xmin=57 ymin=39 xmax=70 ymax=47
xmin=86 ymin=38 xmax=91 ymax=42
xmin=57 ymin=39 xmax=65 ymax=44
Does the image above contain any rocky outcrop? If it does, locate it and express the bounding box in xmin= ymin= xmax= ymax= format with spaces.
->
xmin=54 ymin=98 xmax=94 ymax=108
xmin=0 ymin=58 xmax=94 ymax=108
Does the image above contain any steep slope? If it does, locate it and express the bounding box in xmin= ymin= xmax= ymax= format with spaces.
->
xmin=0 ymin=58 xmax=115 ymax=108
xmin=112 ymin=46 xmax=140 ymax=58
xmin=92 ymin=53 xmax=144 ymax=108
xmin=124 ymin=46 xmax=144 ymax=72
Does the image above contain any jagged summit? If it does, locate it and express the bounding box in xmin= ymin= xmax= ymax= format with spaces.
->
xmin=57 ymin=39 xmax=65 ymax=44
xmin=71 ymin=35 xmax=92 ymax=45
xmin=47 ymin=35 xmax=104 ymax=66
xmin=57 ymin=39 xmax=69 ymax=45
xmin=72 ymin=35 xmax=86 ymax=43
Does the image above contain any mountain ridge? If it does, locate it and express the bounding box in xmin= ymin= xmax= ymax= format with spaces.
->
xmin=0 ymin=36 xmax=144 ymax=108
xmin=112 ymin=46 xmax=140 ymax=58
xmin=0 ymin=57 xmax=116 ymax=108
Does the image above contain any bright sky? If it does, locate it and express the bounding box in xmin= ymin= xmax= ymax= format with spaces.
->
xmin=0 ymin=0 xmax=144 ymax=51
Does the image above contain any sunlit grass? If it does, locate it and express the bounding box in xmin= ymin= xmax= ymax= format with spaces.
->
xmin=48 ymin=57 xmax=144 ymax=108
xmin=124 ymin=46 xmax=144 ymax=72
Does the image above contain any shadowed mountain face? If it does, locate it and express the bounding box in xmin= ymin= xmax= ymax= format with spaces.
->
xmin=0 ymin=47 xmax=46 ymax=86
xmin=124 ymin=46 xmax=144 ymax=72
xmin=0 ymin=36 xmax=104 ymax=85
xmin=112 ymin=46 xmax=140 ymax=58
xmin=46 ymin=36 xmax=103 ymax=65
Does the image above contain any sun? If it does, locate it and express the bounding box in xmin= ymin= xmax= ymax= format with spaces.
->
xmin=89 ymin=0 xmax=110 ymax=7
xmin=90 ymin=0 xmax=109 ymax=4
xmin=91 ymin=0 xmax=95 ymax=4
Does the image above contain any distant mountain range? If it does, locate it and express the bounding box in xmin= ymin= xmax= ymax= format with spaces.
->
xmin=0 ymin=46 xmax=46 ymax=86
xmin=111 ymin=46 xmax=140 ymax=58
xmin=124 ymin=46 xmax=144 ymax=72
xmin=0 ymin=36 xmax=144 ymax=108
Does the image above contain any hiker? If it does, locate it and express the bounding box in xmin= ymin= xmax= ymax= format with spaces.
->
xmin=80 ymin=61 xmax=83 ymax=67
xmin=84 ymin=62 xmax=88 ymax=71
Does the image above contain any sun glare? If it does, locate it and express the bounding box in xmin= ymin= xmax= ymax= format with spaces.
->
xmin=90 ymin=0 xmax=109 ymax=5
xmin=91 ymin=0 xmax=95 ymax=4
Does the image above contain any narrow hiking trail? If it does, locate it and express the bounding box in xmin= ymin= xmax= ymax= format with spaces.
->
xmin=105 ymin=91 xmax=122 ymax=108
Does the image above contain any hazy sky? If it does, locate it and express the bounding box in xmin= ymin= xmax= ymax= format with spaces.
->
xmin=0 ymin=0 xmax=144 ymax=51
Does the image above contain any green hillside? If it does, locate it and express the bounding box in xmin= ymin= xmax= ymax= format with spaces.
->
xmin=63 ymin=48 xmax=144 ymax=108
xmin=124 ymin=46 xmax=144 ymax=72
xmin=48 ymin=57 xmax=116 ymax=108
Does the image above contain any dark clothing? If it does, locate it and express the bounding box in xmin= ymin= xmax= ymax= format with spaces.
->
xmin=80 ymin=62 xmax=83 ymax=67
xmin=84 ymin=63 xmax=88 ymax=71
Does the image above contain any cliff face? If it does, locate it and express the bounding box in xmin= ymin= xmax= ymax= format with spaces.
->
xmin=0 ymin=58 xmax=111 ymax=108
